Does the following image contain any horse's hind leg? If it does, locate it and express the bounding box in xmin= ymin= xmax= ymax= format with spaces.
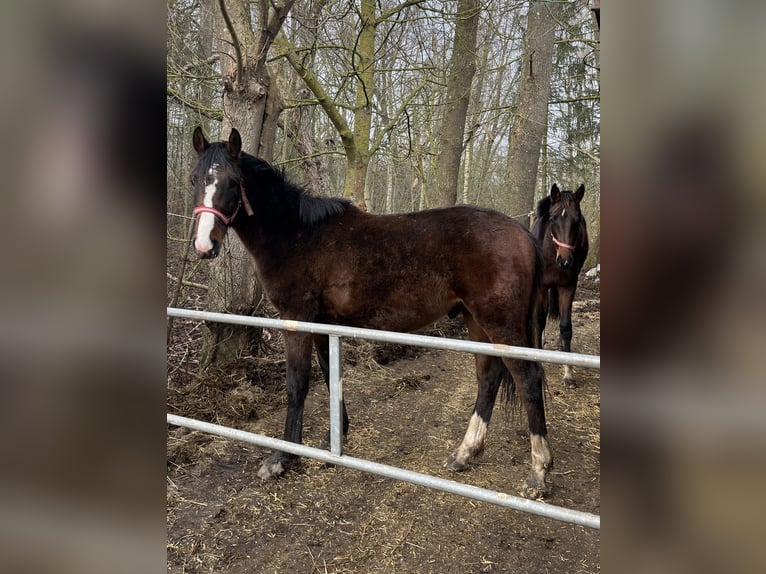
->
xmin=313 ymin=334 xmax=350 ymax=446
xmin=444 ymin=312 xmax=504 ymax=472
xmin=504 ymin=356 xmax=552 ymax=498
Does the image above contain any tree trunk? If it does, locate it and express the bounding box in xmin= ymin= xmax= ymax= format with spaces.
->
xmin=433 ymin=0 xmax=480 ymax=208
xmin=341 ymin=0 xmax=376 ymax=209
xmin=505 ymin=1 xmax=558 ymax=225
xmin=284 ymin=89 xmax=332 ymax=196
xmin=200 ymin=0 xmax=294 ymax=369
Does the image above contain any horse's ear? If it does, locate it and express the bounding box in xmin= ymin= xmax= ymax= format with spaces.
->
xmin=574 ymin=183 xmax=585 ymax=203
xmin=550 ymin=184 xmax=560 ymax=203
xmin=192 ymin=126 xmax=209 ymax=155
xmin=226 ymin=128 xmax=242 ymax=159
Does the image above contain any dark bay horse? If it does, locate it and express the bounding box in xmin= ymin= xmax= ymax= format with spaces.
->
xmin=531 ymin=184 xmax=589 ymax=388
xmin=190 ymin=127 xmax=551 ymax=498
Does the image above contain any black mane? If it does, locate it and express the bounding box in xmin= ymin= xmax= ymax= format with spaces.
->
xmin=299 ymin=194 xmax=350 ymax=225
xmin=239 ymin=152 xmax=351 ymax=227
xmin=534 ymin=195 xmax=552 ymax=222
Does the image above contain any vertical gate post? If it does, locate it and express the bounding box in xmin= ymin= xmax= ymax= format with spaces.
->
xmin=328 ymin=335 xmax=343 ymax=455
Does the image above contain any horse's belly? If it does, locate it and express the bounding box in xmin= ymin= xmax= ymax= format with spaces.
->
xmin=321 ymin=284 xmax=456 ymax=333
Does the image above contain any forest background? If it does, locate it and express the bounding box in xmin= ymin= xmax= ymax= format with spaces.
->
xmin=166 ymin=0 xmax=600 ymax=364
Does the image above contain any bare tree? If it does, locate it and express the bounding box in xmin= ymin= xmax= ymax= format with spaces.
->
xmin=200 ymin=0 xmax=296 ymax=367
xmin=274 ymin=0 xmax=427 ymax=210
xmin=433 ymin=0 xmax=480 ymax=207
xmin=167 ymin=1 xmax=600 ymax=365
xmin=505 ymin=1 xmax=559 ymax=225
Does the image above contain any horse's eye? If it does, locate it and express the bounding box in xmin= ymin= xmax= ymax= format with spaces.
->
xmin=189 ymin=174 xmax=199 ymax=186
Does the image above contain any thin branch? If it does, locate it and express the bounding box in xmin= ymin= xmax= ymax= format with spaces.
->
xmin=375 ymin=0 xmax=426 ymax=25
xmin=273 ymin=30 xmax=355 ymax=149
xmin=547 ymin=134 xmax=600 ymax=163
xmin=273 ymin=149 xmax=345 ymax=167
xmin=549 ymin=94 xmax=600 ymax=105
xmin=218 ymin=0 xmax=243 ymax=84
xmin=555 ymin=38 xmax=600 ymax=47
xmin=167 ymin=87 xmax=223 ymax=121
xmin=370 ymin=77 xmax=428 ymax=156
xmin=175 ymin=55 xmax=220 ymax=75
xmin=167 ymin=272 xmax=209 ymax=291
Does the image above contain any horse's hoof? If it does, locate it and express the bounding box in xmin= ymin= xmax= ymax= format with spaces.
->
xmin=257 ymin=455 xmax=286 ymax=480
xmin=522 ymin=472 xmax=549 ymax=499
xmin=443 ymin=454 xmax=468 ymax=472
xmin=563 ymin=376 xmax=576 ymax=389
xmin=522 ymin=483 xmax=547 ymax=500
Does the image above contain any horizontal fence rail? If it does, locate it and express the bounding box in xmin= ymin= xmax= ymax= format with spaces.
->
xmin=168 ymin=413 xmax=600 ymax=529
xmin=166 ymin=307 xmax=600 ymax=369
xmin=167 ymin=306 xmax=600 ymax=530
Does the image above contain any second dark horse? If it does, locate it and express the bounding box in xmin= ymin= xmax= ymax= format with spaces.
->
xmin=531 ymin=184 xmax=590 ymax=388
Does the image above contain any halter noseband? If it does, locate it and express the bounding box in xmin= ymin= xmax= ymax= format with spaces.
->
xmin=551 ymin=233 xmax=575 ymax=250
xmin=193 ymin=183 xmax=254 ymax=226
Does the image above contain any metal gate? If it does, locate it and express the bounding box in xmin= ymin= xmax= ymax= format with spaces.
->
xmin=167 ymin=307 xmax=600 ymax=529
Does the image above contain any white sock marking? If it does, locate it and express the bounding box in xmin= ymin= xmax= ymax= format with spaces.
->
xmin=530 ymin=433 xmax=552 ymax=472
xmin=454 ymin=412 xmax=488 ymax=463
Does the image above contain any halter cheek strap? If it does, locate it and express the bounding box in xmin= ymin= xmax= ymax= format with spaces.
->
xmin=193 ymin=184 xmax=254 ymax=226
xmin=240 ymin=183 xmax=254 ymax=217
xmin=551 ymin=234 xmax=575 ymax=250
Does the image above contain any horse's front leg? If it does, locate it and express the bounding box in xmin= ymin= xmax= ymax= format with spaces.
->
xmin=557 ymin=286 xmax=576 ymax=388
xmin=257 ymin=332 xmax=313 ymax=480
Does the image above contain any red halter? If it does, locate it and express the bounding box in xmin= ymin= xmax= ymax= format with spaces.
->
xmin=551 ymin=234 xmax=575 ymax=250
xmin=193 ymin=183 xmax=254 ymax=226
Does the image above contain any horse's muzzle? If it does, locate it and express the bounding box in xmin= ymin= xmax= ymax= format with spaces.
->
xmin=556 ymin=255 xmax=574 ymax=269
xmin=197 ymin=238 xmax=220 ymax=259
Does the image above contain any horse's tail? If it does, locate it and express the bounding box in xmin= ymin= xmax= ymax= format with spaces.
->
xmin=499 ymin=362 xmax=516 ymax=408
xmin=529 ymin=237 xmax=547 ymax=350
xmin=501 ymin=234 xmax=546 ymax=408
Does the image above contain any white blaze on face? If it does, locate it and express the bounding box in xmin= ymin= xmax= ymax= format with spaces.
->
xmin=194 ymin=165 xmax=219 ymax=253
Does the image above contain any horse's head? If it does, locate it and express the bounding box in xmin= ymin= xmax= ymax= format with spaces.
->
xmin=189 ymin=127 xmax=248 ymax=258
xmin=547 ymin=183 xmax=585 ymax=269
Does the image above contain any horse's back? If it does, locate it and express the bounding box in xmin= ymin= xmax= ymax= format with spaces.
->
xmin=310 ymin=205 xmax=540 ymax=333
xmin=339 ymin=205 xmax=538 ymax=281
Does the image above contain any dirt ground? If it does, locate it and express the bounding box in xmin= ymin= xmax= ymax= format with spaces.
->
xmin=167 ymin=278 xmax=600 ymax=573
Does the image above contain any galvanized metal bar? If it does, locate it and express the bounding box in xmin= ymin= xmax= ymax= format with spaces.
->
xmin=328 ymin=335 xmax=343 ymax=456
xmin=166 ymin=307 xmax=600 ymax=369
xmin=167 ymin=414 xmax=600 ymax=529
